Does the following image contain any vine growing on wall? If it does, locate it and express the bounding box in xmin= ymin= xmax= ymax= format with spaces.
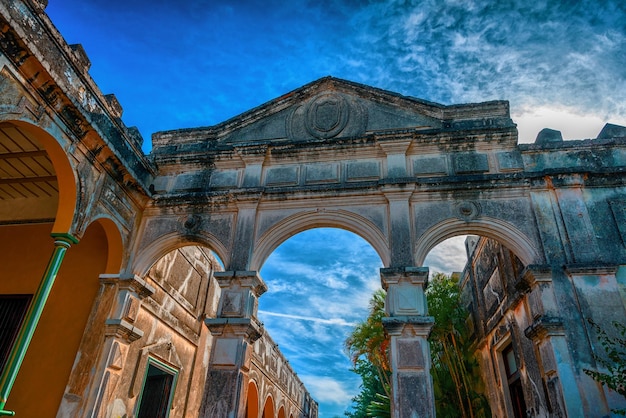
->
xmin=583 ymin=319 xmax=626 ymax=415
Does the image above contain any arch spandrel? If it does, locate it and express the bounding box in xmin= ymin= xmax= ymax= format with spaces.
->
xmin=131 ymin=231 xmax=229 ymax=277
xmin=250 ymin=208 xmax=390 ymax=270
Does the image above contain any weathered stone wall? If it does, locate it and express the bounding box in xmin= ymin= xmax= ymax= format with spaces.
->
xmin=461 ymin=236 xmax=626 ymax=417
xmin=1 ymin=1 xmax=626 ymax=416
xmin=77 ymin=246 xmax=221 ymax=417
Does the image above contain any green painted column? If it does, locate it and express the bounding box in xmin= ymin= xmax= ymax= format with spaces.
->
xmin=0 ymin=233 xmax=78 ymax=416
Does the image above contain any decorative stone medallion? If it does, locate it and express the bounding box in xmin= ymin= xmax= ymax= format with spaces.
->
xmin=456 ymin=201 xmax=481 ymax=221
xmin=304 ymin=93 xmax=349 ymax=139
xmin=286 ymin=91 xmax=367 ymax=141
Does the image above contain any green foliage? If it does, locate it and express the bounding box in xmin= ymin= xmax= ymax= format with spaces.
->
xmin=365 ymin=392 xmax=390 ymax=418
xmin=345 ymin=290 xmax=390 ymax=377
xmin=345 ymin=275 xmax=491 ymax=417
xmin=426 ymin=273 xmax=491 ymax=418
xmin=344 ymin=290 xmax=391 ymax=417
xmin=583 ymin=319 xmax=626 ymax=415
xmin=344 ymin=359 xmax=388 ymax=418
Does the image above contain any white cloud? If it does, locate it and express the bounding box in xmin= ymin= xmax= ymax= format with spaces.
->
xmin=298 ymin=375 xmax=356 ymax=405
xmin=423 ymin=236 xmax=468 ymax=275
xmin=512 ymin=106 xmax=626 ymax=143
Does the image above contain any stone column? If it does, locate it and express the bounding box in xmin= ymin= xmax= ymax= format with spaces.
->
xmin=0 ymin=233 xmax=78 ymax=415
xmin=381 ymin=267 xmax=435 ymax=418
xmin=202 ymin=271 xmax=266 ymax=418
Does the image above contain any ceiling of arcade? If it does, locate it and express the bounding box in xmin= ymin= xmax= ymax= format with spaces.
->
xmin=0 ymin=123 xmax=58 ymax=224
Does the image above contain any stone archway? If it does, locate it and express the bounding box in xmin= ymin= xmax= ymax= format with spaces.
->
xmin=135 ymin=77 xmax=626 ymax=417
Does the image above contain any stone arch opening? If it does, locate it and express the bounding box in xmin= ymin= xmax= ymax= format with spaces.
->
xmin=262 ymin=394 xmax=275 ymax=418
xmin=416 ymin=217 xmax=541 ymax=268
xmin=250 ymin=209 xmax=390 ymax=271
xmin=0 ymin=119 xmax=92 ymax=416
xmin=0 ymin=121 xmax=77 ymax=234
xmin=278 ymin=405 xmax=286 ymax=418
xmin=91 ymin=216 xmax=125 ymax=273
xmin=246 ymin=381 xmax=260 ymax=418
xmin=422 ymin=234 xmax=542 ymax=417
xmin=3 ymin=219 xmax=108 ymax=415
xmin=124 ymin=243 xmax=224 ymax=416
xmin=258 ymin=227 xmax=384 ymax=417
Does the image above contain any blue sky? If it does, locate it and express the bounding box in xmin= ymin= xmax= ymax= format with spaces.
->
xmin=44 ymin=0 xmax=625 ymax=416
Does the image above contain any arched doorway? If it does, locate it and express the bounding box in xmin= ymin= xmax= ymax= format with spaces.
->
xmin=262 ymin=395 xmax=275 ymax=418
xmin=127 ymin=244 xmax=224 ymax=417
xmin=422 ymin=234 xmax=566 ymax=417
xmin=246 ymin=381 xmax=259 ymax=418
xmin=0 ymin=120 xmax=115 ymax=415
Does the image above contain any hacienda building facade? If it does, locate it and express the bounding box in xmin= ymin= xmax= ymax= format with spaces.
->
xmin=0 ymin=1 xmax=625 ymax=417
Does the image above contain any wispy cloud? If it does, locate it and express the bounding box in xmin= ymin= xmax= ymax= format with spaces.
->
xmin=258 ymin=310 xmax=356 ymax=327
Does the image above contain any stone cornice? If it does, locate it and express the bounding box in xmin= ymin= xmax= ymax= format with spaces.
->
xmin=205 ymin=317 xmax=264 ymax=343
xmin=524 ymin=316 xmax=564 ymax=341
xmin=0 ymin=2 xmax=155 ymax=195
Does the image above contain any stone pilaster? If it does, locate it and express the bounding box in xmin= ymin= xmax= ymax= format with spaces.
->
xmin=230 ymin=201 xmax=261 ymax=271
xmin=378 ymin=140 xmax=412 ymax=178
xmin=382 ymin=187 xmax=416 ymax=267
xmin=521 ymin=265 xmax=582 ymax=417
xmin=202 ymin=271 xmax=266 ymax=418
xmin=381 ymin=267 xmax=435 ymax=418
xmin=239 ymin=146 xmax=267 ymax=188
xmin=72 ymin=274 xmax=154 ymax=418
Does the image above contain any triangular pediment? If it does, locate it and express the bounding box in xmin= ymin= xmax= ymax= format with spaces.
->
xmin=215 ymin=77 xmax=446 ymax=143
xmin=151 ymin=77 xmax=512 ymax=150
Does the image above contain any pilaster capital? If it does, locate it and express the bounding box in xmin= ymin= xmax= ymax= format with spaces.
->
xmin=380 ymin=186 xmax=415 ymax=202
xmin=518 ymin=264 xmax=553 ymax=291
xmin=377 ymin=139 xmax=412 ymax=155
xmin=380 ymin=267 xmax=429 ymax=290
xmin=99 ymin=273 xmax=155 ymax=299
xmin=234 ymin=195 xmax=262 ymax=210
xmin=524 ymin=315 xmax=564 ymax=341
xmin=214 ymin=271 xmax=267 ymax=296
xmin=50 ymin=232 xmax=79 ymax=247
xmin=382 ymin=316 xmax=434 ymax=337
xmin=205 ymin=317 xmax=264 ymax=343
xmin=104 ymin=318 xmax=144 ymax=343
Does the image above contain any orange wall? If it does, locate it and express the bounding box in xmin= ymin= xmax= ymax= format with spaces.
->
xmin=0 ymin=222 xmax=107 ymax=417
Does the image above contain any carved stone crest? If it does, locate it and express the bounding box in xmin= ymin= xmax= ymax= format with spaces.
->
xmin=286 ymin=92 xmax=367 ymax=140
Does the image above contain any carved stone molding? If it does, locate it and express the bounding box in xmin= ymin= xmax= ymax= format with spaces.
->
xmin=524 ymin=316 xmax=565 ymax=341
xmin=380 ymin=266 xmax=429 ymax=289
xmin=104 ymin=318 xmax=144 ymax=342
xmin=205 ymin=317 xmax=264 ymax=343
xmin=99 ymin=273 xmax=155 ymax=299
xmin=382 ymin=316 xmax=435 ymax=336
